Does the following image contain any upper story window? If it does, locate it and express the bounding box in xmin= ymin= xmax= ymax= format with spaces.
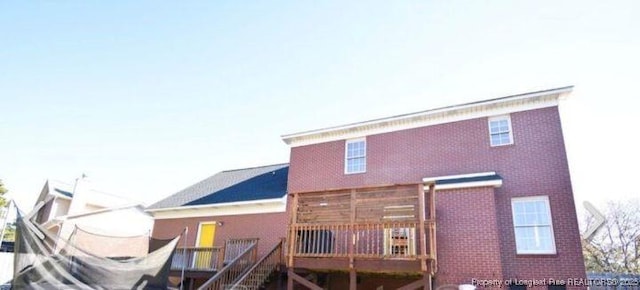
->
xmin=511 ymin=196 xmax=556 ymax=254
xmin=345 ymin=138 xmax=366 ymax=174
xmin=488 ymin=115 xmax=513 ymax=146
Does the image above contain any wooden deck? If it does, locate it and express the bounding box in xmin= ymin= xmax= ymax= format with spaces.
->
xmin=287 ymin=184 xmax=437 ymax=290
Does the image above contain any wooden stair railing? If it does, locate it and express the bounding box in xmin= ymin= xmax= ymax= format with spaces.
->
xmin=197 ymin=240 xmax=258 ymax=290
xmin=171 ymin=246 xmax=224 ymax=271
xmin=228 ymin=239 xmax=284 ymax=290
xmin=224 ymin=238 xmax=259 ymax=264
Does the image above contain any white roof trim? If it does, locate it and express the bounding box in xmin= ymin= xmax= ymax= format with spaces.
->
xmin=146 ymin=195 xmax=287 ymax=213
xmin=423 ymin=171 xmax=502 ymax=190
xmin=282 ymin=86 xmax=572 ymax=147
xmin=149 ymin=196 xmax=288 ymax=219
xmin=427 ymin=179 xmax=503 ymax=190
xmin=422 ymin=171 xmax=497 ymax=184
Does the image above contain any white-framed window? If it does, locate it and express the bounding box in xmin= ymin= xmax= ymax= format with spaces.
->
xmin=488 ymin=115 xmax=513 ymax=146
xmin=511 ymin=196 xmax=556 ymax=254
xmin=345 ymin=138 xmax=366 ymax=174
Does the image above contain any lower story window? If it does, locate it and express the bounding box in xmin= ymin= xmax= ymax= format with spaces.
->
xmin=511 ymin=196 xmax=556 ymax=254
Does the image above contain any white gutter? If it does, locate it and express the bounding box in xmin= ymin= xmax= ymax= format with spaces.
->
xmin=423 ymin=171 xmax=502 ymax=190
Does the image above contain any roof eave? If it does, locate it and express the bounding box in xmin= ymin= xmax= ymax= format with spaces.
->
xmin=146 ymin=195 xmax=287 ymax=213
xmin=281 ymin=86 xmax=573 ymax=146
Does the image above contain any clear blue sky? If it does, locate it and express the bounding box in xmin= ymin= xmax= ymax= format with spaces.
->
xmin=2 ymin=1 xmax=638 ymax=210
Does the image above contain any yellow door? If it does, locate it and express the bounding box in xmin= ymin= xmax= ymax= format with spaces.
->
xmin=195 ymin=223 xmax=216 ymax=269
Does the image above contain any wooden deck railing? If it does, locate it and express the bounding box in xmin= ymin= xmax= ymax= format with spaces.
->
xmin=197 ymin=240 xmax=258 ymax=290
xmin=229 ymin=239 xmax=284 ymax=290
xmin=290 ymin=221 xmax=436 ymax=260
xmin=172 ymin=246 xmax=224 ymax=271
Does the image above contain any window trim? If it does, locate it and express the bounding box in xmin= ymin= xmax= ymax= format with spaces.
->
xmin=511 ymin=196 xmax=557 ymax=255
xmin=488 ymin=115 xmax=514 ymax=147
xmin=344 ymin=138 xmax=367 ymax=174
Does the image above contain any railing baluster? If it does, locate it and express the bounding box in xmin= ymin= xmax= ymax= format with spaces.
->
xmin=290 ymin=221 xmax=428 ymax=260
xmin=172 ymin=246 xmax=224 ymax=272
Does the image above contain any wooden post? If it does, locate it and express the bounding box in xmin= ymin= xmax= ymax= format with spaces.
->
xmin=350 ymin=269 xmax=357 ymax=290
xmin=349 ymin=188 xmax=356 ymax=259
xmin=349 ymin=189 xmax=357 ymax=290
xmin=288 ymin=193 xmax=299 ymax=268
xmin=280 ymin=237 xmax=286 ymax=265
xmin=424 ymin=273 xmax=432 ymax=290
xmin=277 ymin=269 xmax=284 ymax=290
xmin=217 ymin=246 xmax=226 ymax=270
xmin=427 ymin=183 xmax=437 ymax=274
xmin=252 ymin=243 xmax=258 ymax=263
xmin=418 ymin=184 xmax=428 ymax=273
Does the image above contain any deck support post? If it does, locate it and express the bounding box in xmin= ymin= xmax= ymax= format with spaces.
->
xmin=424 ymin=273 xmax=432 ymax=290
xmin=288 ymin=193 xmax=299 ymax=268
xmin=427 ymin=183 xmax=437 ymax=274
xmin=287 ymin=268 xmax=294 ymax=290
xmin=418 ymin=184 xmax=428 ymax=273
xmin=350 ymin=269 xmax=357 ymax=290
xmin=349 ymin=189 xmax=357 ymax=290
xmin=287 ymin=193 xmax=299 ymax=290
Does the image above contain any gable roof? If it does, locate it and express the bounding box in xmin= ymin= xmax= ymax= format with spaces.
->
xmin=147 ymin=163 xmax=289 ymax=210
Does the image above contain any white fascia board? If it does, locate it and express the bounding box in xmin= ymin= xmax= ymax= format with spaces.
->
xmin=148 ymin=196 xmax=287 ymax=220
xmin=282 ymin=87 xmax=571 ymax=147
xmin=425 ymin=179 xmax=503 ymax=191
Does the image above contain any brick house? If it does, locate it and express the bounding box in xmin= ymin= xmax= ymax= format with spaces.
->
xmin=281 ymin=86 xmax=586 ymax=290
xmin=147 ymin=163 xmax=289 ymax=289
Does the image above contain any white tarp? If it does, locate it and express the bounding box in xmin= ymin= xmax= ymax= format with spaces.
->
xmin=0 ymin=252 xmax=13 ymax=284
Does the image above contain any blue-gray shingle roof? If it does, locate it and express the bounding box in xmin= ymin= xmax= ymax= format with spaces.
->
xmin=148 ymin=163 xmax=288 ymax=210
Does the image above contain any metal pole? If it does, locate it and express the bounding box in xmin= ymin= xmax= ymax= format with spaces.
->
xmin=180 ymin=226 xmax=188 ymax=290
xmin=0 ymin=200 xmax=13 ymax=248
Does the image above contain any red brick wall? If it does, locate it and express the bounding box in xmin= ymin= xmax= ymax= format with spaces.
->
xmin=288 ymin=107 xmax=586 ymax=287
xmin=435 ymin=187 xmax=503 ymax=286
xmin=152 ymin=211 xmax=288 ymax=257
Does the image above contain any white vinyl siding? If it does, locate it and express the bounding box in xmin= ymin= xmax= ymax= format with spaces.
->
xmin=345 ymin=138 xmax=366 ymax=174
xmin=489 ymin=115 xmax=514 ymax=146
xmin=511 ymin=196 xmax=556 ymax=254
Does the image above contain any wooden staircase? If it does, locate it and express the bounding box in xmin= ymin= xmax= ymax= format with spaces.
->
xmin=197 ymin=239 xmax=284 ymax=290
xmin=229 ymin=239 xmax=284 ymax=290
xmin=197 ymin=239 xmax=259 ymax=290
